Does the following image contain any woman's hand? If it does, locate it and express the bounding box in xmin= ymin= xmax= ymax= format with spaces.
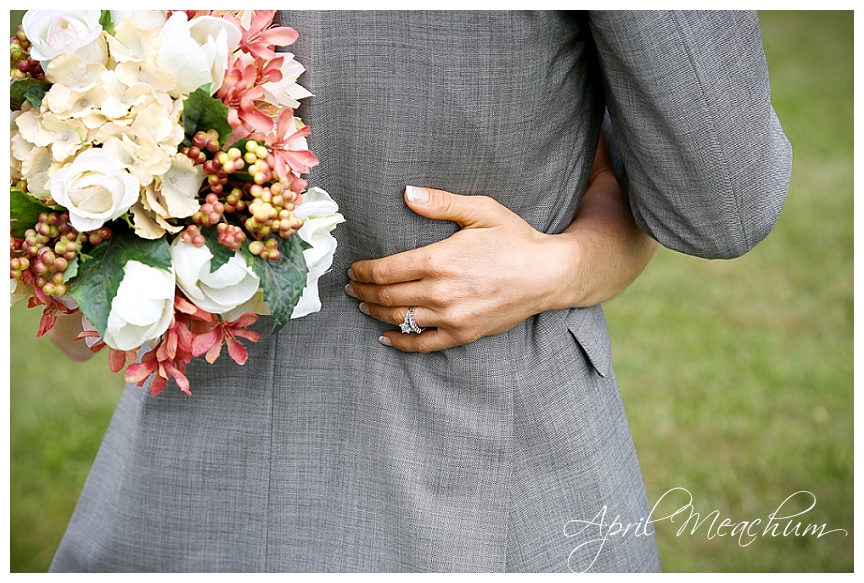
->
xmin=347 ymin=186 xmax=577 ymax=352
xmin=346 ymin=136 xmax=659 ymax=353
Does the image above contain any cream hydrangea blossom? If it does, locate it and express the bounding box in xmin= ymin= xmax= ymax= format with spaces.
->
xmin=10 ymin=110 xmax=24 ymax=181
xmin=42 ymin=82 xmax=107 ymax=134
xmin=123 ymin=154 xmax=204 ymax=240
xmin=12 ymin=16 xmax=191 ymax=213
xmin=15 ymin=109 xmax=87 ymax=163
xmin=128 ymin=201 xmax=176 ymax=240
xmin=135 ymin=155 xmax=205 ymax=236
xmin=43 ymin=49 xmax=108 ymax=91
xmin=15 ymin=142 xmax=54 ymax=197
xmin=99 ymin=72 xmax=158 ymax=119
xmin=106 ymin=17 xmax=174 ymax=94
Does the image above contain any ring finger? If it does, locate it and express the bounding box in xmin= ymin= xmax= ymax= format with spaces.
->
xmin=346 ymin=279 xmax=433 ymax=309
xmin=360 ymin=303 xmax=439 ymax=331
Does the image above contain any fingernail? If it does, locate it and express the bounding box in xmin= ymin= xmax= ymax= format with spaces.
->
xmin=378 ymin=335 xmax=392 ymax=346
xmin=359 ymin=302 xmax=370 ymax=315
xmin=347 ymin=268 xmax=355 ymax=280
xmin=405 ymin=185 xmax=429 ymax=204
xmin=345 ymin=283 xmax=356 ymax=298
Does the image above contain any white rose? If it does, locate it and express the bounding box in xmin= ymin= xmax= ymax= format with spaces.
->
xmin=110 ymin=10 xmax=167 ymax=30
xmin=171 ymin=239 xmax=260 ymax=315
xmin=291 ymin=187 xmax=345 ymax=319
xmin=50 ymin=148 xmax=141 ymax=233
xmin=22 ymin=10 xmax=106 ymax=68
xmin=103 ymin=260 xmax=174 ymax=351
xmin=221 ymin=289 xmax=270 ymax=322
xmin=156 ymin=12 xmax=241 ymax=97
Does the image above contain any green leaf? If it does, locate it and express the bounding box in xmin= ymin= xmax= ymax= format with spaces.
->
xmin=68 ymin=233 xmax=172 ymax=336
xmin=249 ymin=235 xmax=310 ymax=334
xmin=63 ymin=256 xmax=79 ymax=282
xmin=99 ymin=10 xmax=115 ymax=36
xmin=201 ymin=226 xmax=236 ymax=273
xmin=10 ymin=78 xmax=50 ymax=109
xmin=182 ymin=86 xmax=232 ymax=147
xmin=10 ymin=189 xmax=54 ymax=238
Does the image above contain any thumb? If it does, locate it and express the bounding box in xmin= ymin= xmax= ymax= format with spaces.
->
xmin=404 ymin=185 xmax=507 ymax=229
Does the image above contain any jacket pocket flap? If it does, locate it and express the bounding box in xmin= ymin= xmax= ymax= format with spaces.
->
xmin=565 ymin=306 xmax=612 ymax=378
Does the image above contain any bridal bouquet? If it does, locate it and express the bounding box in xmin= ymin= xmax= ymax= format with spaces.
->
xmin=9 ymin=10 xmax=344 ymax=395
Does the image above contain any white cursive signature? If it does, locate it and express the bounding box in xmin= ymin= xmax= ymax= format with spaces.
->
xmin=562 ymin=488 xmax=848 ymax=573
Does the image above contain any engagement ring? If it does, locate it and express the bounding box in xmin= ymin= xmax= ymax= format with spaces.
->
xmin=400 ymin=307 xmax=423 ymax=334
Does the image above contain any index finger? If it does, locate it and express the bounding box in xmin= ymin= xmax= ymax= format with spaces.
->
xmin=350 ymin=248 xmax=432 ymax=285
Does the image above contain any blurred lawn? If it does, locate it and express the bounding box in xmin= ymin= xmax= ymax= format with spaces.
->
xmin=8 ymin=10 xmax=853 ymax=573
xmin=605 ymin=10 xmax=854 ymax=572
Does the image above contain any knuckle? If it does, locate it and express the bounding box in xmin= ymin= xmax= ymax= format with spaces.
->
xmin=473 ymin=195 xmax=497 ymax=214
xmin=475 ymin=194 xmax=494 ymax=208
xmin=437 ymin=309 xmax=458 ymax=329
xmin=427 ymin=282 xmax=453 ymax=308
xmin=437 ymin=192 xmax=456 ymax=215
xmin=351 ymin=261 xmax=369 ymax=282
xmin=375 ymin=286 xmax=393 ymax=306
xmin=369 ymin=262 xmax=391 ymax=283
xmin=421 ymin=253 xmax=446 ymax=278
xmin=439 ymin=302 xmax=470 ymax=326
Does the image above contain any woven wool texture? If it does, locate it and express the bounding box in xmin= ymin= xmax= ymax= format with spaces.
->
xmin=51 ymin=11 xmax=790 ymax=573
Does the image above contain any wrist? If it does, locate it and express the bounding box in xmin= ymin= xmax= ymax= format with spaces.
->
xmin=530 ymin=230 xmax=588 ymax=314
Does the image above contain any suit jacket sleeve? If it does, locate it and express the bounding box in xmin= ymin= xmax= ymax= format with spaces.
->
xmin=589 ymin=10 xmax=792 ymax=259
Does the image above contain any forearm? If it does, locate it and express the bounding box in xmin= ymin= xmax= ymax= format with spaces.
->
xmin=543 ymin=135 xmax=659 ymax=310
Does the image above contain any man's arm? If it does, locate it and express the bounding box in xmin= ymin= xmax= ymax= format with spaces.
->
xmin=589 ymin=10 xmax=792 ymax=259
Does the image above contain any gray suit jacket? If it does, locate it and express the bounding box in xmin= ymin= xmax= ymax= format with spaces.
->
xmin=51 ymin=11 xmax=790 ymax=573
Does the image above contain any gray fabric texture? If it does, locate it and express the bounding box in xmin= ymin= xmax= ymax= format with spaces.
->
xmin=49 ymin=11 xmax=791 ymax=573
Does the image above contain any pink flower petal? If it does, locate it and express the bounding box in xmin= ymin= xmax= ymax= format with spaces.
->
xmin=150 ymin=375 xmax=167 ymax=396
xmin=191 ymin=328 xmax=221 ymax=357
xmin=108 ymin=349 xmax=132 ymax=373
xmin=262 ymin=27 xmax=298 ymax=47
xmin=204 ymin=336 xmax=224 ymax=364
xmin=225 ymin=334 xmax=249 ymax=365
xmin=232 ymin=328 xmax=260 ymax=343
xmin=229 ymin=313 xmax=258 ymax=328
xmin=125 ymin=361 xmax=155 ymax=384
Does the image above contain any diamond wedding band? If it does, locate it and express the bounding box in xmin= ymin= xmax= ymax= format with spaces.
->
xmin=400 ymin=307 xmax=423 ymax=334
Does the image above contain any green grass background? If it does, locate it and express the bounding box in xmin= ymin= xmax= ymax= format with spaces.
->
xmin=8 ymin=10 xmax=853 ymax=572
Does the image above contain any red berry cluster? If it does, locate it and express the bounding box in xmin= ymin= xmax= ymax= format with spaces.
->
xmin=179 ymin=131 xmax=305 ymax=260
xmin=10 ymin=211 xmax=111 ymax=297
xmin=10 ymin=26 xmax=44 ymax=82
xmin=178 ymin=224 xmax=206 ymax=247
